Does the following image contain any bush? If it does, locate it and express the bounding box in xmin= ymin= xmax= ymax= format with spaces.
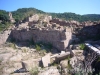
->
xmin=79 ymin=44 xmax=85 ymax=50
xmin=35 ymin=44 xmax=41 ymax=51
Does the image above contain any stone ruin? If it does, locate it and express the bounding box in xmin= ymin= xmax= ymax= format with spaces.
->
xmin=10 ymin=14 xmax=72 ymax=51
xmin=0 ymin=14 xmax=100 ymax=51
xmin=11 ymin=27 xmax=72 ymax=51
xmin=0 ymin=14 xmax=72 ymax=51
xmin=9 ymin=12 xmax=15 ymax=23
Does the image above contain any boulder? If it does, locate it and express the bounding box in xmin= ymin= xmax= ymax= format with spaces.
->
xmin=41 ymin=54 xmax=50 ymax=67
xmin=55 ymin=52 xmax=70 ymax=62
xmin=70 ymin=56 xmax=78 ymax=68
xmin=28 ymin=14 xmax=39 ymax=22
xmin=60 ymin=60 xmax=68 ymax=69
xmin=72 ymin=50 xmax=83 ymax=56
xmin=70 ymin=55 xmax=84 ymax=69
xmin=23 ymin=59 xmax=39 ymax=70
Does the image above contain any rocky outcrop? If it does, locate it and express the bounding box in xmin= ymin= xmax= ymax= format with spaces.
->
xmin=9 ymin=12 xmax=15 ymax=23
xmin=42 ymin=54 xmax=50 ymax=67
xmin=0 ymin=30 xmax=11 ymax=45
xmin=28 ymin=14 xmax=39 ymax=22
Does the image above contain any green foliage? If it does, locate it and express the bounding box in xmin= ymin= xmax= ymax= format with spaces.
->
xmin=50 ymin=12 xmax=100 ymax=22
xmin=12 ymin=8 xmax=45 ymax=22
xmin=0 ymin=10 xmax=9 ymax=22
xmin=0 ymin=22 xmax=11 ymax=31
xmin=35 ymin=44 xmax=41 ymax=51
xmin=0 ymin=8 xmax=99 ymax=23
xmin=0 ymin=8 xmax=100 ymax=24
xmin=34 ymin=42 xmax=53 ymax=52
xmin=79 ymin=44 xmax=85 ymax=50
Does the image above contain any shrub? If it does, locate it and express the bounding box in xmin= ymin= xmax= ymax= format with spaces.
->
xmin=35 ymin=44 xmax=41 ymax=51
xmin=79 ymin=44 xmax=85 ymax=50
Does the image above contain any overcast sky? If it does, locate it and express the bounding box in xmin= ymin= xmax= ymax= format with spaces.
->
xmin=0 ymin=0 xmax=100 ymax=15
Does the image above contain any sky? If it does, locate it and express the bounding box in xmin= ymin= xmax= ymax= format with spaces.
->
xmin=0 ymin=0 xmax=100 ymax=15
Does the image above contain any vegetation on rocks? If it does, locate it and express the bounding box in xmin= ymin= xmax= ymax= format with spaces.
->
xmin=0 ymin=7 xmax=100 ymax=24
xmin=35 ymin=44 xmax=41 ymax=51
xmin=79 ymin=43 xmax=86 ymax=50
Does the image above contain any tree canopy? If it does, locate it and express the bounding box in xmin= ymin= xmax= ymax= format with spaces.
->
xmin=0 ymin=10 xmax=9 ymax=22
xmin=0 ymin=7 xmax=100 ymax=23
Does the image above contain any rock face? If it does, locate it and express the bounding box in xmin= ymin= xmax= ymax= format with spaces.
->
xmin=69 ymin=50 xmax=85 ymax=73
xmin=44 ymin=16 xmax=52 ymax=23
xmin=42 ymin=54 xmax=50 ymax=67
xmin=50 ymin=18 xmax=80 ymax=27
xmin=0 ymin=30 xmax=11 ymax=45
xmin=28 ymin=14 xmax=39 ymax=22
xmin=9 ymin=12 xmax=15 ymax=23
xmin=78 ymin=24 xmax=100 ymax=40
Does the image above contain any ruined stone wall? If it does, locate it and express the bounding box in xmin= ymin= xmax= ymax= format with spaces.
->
xmin=11 ymin=29 xmax=72 ymax=51
xmin=0 ymin=30 xmax=11 ymax=45
xmin=78 ymin=24 xmax=100 ymax=40
xmin=50 ymin=19 xmax=70 ymax=27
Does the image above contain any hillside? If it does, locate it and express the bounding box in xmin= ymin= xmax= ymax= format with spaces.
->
xmin=0 ymin=7 xmax=100 ymax=31
xmin=0 ymin=7 xmax=100 ymax=23
xmin=0 ymin=7 xmax=100 ymax=75
xmin=11 ymin=8 xmax=100 ymax=22
xmin=12 ymin=8 xmax=45 ymax=22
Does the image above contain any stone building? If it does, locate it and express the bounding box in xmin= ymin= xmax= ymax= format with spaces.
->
xmin=11 ymin=28 xmax=72 ymax=51
xmin=0 ymin=14 xmax=72 ymax=51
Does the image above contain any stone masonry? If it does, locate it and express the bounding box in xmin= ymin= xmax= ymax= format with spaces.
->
xmin=11 ymin=28 xmax=72 ymax=51
xmin=0 ymin=14 xmax=72 ymax=51
xmin=0 ymin=30 xmax=11 ymax=45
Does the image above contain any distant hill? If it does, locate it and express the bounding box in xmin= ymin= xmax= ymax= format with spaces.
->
xmin=0 ymin=7 xmax=100 ymax=22
xmin=0 ymin=10 xmax=9 ymax=22
xmin=12 ymin=8 xmax=45 ymax=22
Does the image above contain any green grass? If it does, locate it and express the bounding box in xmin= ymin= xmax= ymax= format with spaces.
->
xmin=0 ymin=22 xmax=11 ymax=32
xmin=34 ymin=42 xmax=53 ymax=52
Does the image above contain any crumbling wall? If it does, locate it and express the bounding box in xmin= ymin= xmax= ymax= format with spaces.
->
xmin=11 ymin=29 xmax=72 ymax=51
xmin=0 ymin=30 xmax=11 ymax=45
